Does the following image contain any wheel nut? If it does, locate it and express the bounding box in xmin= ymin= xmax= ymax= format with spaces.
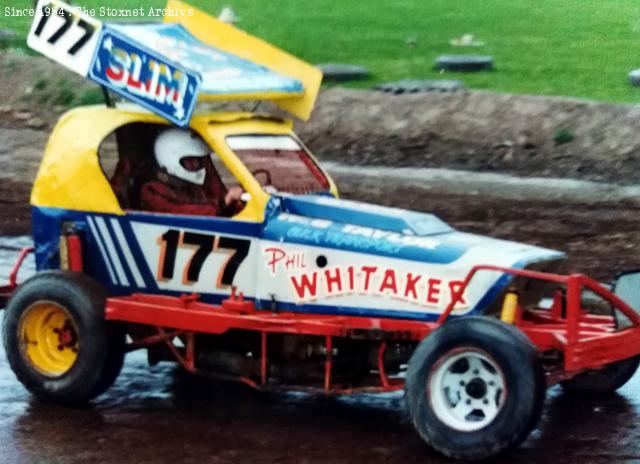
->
xmin=460 ymin=380 xmax=465 ymax=386
xmin=466 ymin=399 xmax=471 ymax=405
xmin=483 ymin=399 xmax=489 ymax=405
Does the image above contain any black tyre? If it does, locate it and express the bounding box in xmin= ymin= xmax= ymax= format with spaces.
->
xmin=405 ymin=316 xmax=545 ymax=460
xmin=562 ymin=356 xmax=639 ymax=394
xmin=2 ymin=271 xmax=125 ymax=405
xmin=316 ymin=63 xmax=370 ymax=82
xmin=434 ymin=55 xmax=494 ymax=72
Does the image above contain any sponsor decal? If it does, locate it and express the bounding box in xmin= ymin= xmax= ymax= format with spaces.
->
xmin=276 ymin=214 xmax=440 ymax=253
xmin=264 ymin=247 xmax=308 ymax=275
xmin=278 ymin=214 xmax=333 ymax=229
xmin=287 ymin=265 xmax=467 ymax=309
xmin=339 ymin=224 xmax=439 ymax=250
xmin=88 ymin=27 xmax=201 ymax=126
xmin=262 ymin=247 xmax=467 ymax=309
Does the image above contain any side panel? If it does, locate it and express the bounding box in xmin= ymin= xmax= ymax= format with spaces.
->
xmin=255 ymin=213 xmax=564 ymax=321
xmin=32 ymin=205 xmax=562 ymax=321
xmin=255 ymin=240 xmax=504 ymax=321
xmin=126 ymin=213 xmax=259 ymax=298
xmin=33 ymin=207 xmax=261 ymax=302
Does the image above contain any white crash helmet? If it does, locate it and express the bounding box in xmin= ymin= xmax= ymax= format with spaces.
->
xmin=154 ymin=128 xmax=209 ymax=185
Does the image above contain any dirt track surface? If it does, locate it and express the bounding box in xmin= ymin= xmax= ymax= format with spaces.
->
xmin=0 ymin=331 xmax=638 ymax=464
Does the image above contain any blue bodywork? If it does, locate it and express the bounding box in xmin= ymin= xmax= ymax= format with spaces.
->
xmin=32 ymin=194 xmax=565 ymax=321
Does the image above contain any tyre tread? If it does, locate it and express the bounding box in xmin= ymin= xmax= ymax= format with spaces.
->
xmin=3 ymin=271 xmax=125 ymax=405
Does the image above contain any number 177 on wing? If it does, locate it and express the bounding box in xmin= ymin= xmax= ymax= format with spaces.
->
xmin=27 ymin=0 xmax=102 ymax=77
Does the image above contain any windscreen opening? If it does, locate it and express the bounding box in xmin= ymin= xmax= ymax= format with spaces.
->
xmin=226 ymin=135 xmax=330 ymax=195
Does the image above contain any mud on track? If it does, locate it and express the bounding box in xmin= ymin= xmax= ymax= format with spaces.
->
xmin=0 ymin=329 xmax=638 ymax=464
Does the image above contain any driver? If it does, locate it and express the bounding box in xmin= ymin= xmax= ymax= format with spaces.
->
xmin=139 ymin=128 xmax=243 ymax=216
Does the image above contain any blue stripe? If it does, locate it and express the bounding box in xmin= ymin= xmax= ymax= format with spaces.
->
xmin=126 ymin=211 xmax=262 ymax=236
xmin=91 ymin=216 xmax=125 ymax=286
xmin=279 ymin=195 xmax=453 ymax=236
xmin=117 ymin=218 xmax=158 ymax=290
xmin=103 ymin=217 xmax=136 ymax=286
xmin=135 ymin=288 xmax=447 ymax=321
xmin=263 ymin=215 xmax=468 ymax=265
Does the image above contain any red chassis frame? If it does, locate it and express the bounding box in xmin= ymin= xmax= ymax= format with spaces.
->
xmin=4 ymin=248 xmax=640 ymax=394
xmin=0 ymin=247 xmax=34 ymax=307
xmin=104 ymin=265 xmax=640 ymax=394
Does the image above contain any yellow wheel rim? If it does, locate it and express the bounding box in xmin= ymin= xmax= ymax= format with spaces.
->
xmin=18 ymin=301 xmax=79 ymax=377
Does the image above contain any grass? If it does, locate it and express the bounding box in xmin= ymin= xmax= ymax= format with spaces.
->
xmin=2 ymin=0 xmax=640 ymax=102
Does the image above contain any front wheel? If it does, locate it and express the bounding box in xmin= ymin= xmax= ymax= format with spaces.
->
xmin=405 ymin=316 xmax=545 ymax=460
xmin=2 ymin=271 xmax=125 ymax=405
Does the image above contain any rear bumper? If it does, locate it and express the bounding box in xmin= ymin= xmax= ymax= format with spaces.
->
xmin=0 ymin=284 xmax=16 ymax=308
xmin=0 ymin=247 xmax=34 ymax=308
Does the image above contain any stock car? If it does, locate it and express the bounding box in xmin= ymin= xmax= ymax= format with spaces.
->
xmin=2 ymin=0 xmax=640 ymax=460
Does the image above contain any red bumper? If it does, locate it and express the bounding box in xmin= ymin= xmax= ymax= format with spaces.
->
xmin=0 ymin=247 xmax=34 ymax=308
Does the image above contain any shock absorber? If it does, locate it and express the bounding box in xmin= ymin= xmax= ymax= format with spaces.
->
xmin=500 ymin=287 xmax=519 ymax=324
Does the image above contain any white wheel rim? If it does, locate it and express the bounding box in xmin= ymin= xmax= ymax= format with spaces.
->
xmin=428 ymin=348 xmax=506 ymax=432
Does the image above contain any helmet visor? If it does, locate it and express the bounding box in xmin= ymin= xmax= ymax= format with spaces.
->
xmin=179 ymin=156 xmax=206 ymax=172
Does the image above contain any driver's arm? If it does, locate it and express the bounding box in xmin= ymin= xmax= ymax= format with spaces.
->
xmin=222 ymin=186 xmax=245 ymax=216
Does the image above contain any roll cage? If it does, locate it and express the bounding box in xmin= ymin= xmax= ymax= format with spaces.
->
xmin=31 ymin=106 xmax=338 ymax=222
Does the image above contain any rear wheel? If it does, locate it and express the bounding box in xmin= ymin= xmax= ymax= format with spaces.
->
xmin=2 ymin=271 xmax=125 ymax=405
xmin=562 ymin=356 xmax=639 ymax=394
xmin=405 ymin=316 xmax=545 ymax=460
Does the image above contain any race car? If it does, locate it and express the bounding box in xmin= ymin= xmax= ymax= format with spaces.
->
xmin=2 ymin=0 xmax=640 ymax=460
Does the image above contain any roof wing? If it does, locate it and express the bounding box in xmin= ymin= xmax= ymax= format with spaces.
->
xmin=27 ymin=0 xmax=321 ymax=126
xmin=164 ymin=0 xmax=322 ymax=121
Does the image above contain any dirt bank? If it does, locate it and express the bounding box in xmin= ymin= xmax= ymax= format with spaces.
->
xmin=0 ymin=179 xmax=31 ymax=235
xmin=4 ymin=49 xmax=640 ymax=184
xmin=0 ymin=126 xmax=47 ymax=235
xmin=298 ymin=88 xmax=640 ymax=184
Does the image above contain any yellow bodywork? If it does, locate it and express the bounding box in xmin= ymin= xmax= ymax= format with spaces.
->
xmin=31 ymin=105 xmax=338 ymax=221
